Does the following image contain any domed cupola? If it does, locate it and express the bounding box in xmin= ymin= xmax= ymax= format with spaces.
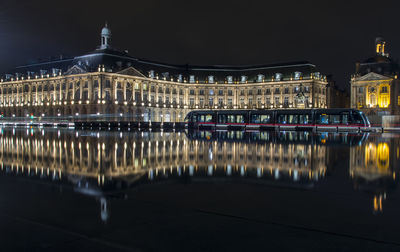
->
xmin=100 ymin=22 xmax=112 ymax=49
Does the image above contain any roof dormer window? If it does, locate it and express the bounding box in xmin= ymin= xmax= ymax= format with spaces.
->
xmin=208 ymin=75 xmax=214 ymax=84
xmin=240 ymin=75 xmax=247 ymax=83
xmin=257 ymin=74 xmax=264 ymax=83
xmin=275 ymin=73 xmax=282 ymax=81
xmin=177 ymin=74 xmax=183 ymax=82
xmin=149 ymin=70 xmax=155 ymax=78
xmin=162 ymin=72 xmax=169 ymax=80
xmin=227 ymin=76 xmax=233 ymax=84
xmin=189 ymin=75 xmax=195 ymax=83
xmin=294 ymin=71 xmax=302 ymax=80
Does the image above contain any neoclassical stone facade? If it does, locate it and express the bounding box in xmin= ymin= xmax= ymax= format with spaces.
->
xmin=0 ymin=24 xmax=328 ymax=122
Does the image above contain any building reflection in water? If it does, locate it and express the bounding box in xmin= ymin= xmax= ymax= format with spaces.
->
xmin=0 ymin=127 xmax=396 ymax=220
xmin=349 ymin=133 xmax=400 ymax=213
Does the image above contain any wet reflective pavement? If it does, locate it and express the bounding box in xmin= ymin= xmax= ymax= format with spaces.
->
xmin=0 ymin=128 xmax=400 ymax=251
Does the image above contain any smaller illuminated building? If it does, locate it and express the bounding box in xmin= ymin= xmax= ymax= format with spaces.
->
xmin=350 ymin=37 xmax=400 ymax=116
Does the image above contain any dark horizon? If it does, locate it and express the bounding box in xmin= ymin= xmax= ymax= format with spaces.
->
xmin=0 ymin=0 xmax=399 ymax=90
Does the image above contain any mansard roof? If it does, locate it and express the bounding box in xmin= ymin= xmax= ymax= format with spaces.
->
xmin=356 ymin=55 xmax=399 ymax=77
xmin=8 ymin=46 xmax=323 ymax=83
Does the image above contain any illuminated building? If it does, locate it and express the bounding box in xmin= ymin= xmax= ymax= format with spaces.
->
xmin=0 ymin=23 xmax=328 ymax=122
xmin=350 ymin=37 xmax=400 ymax=116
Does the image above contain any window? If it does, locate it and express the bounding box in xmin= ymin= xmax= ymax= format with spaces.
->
xmin=266 ymin=97 xmax=270 ymax=105
xmin=275 ymin=97 xmax=280 ymax=105
xmin=265 ymin=89 xmax=270 ymax=95
xmin=227 ymin=76 xmax=233 ymax=84
xmin=317 ymin=114 xmax=329 ymax=124
xmin=248 ymin=98 xmax=253 ymax=105
xmin=294 ymin=71 xmax=302 ymax=80
xmin=240 ymin=76 xmax=247 ymax=83
xmin=189 ymin=75 xmax=195 ymax=83
xmin=198 ymin=114 xmax=213 ymax=123
xmin=199 ymin=89 xmax=205 ymax=95
xmin=228 ymin=90 xmax=233 ymax=96
xmin=284 ymin=97 xmax=289 ymax=106
xmin=248 ymin=90 xmax=253 ymax=95
xmin=257 ymin=74 xmax=264 ymax=82
xmin=240 ymin=90 xmax=245 ymax=96
xmin=189 ymin=89 xmax=195 ymax=95
xmin=151 ymin=86 xmax=155 ymax=92
xmin=208 ymin=75 xmax=214 ymax=83
xmin=209 ymin=97 xmax=214 ymax=106
xmin=177 ymin=74 xmax=183 ymax=82
xmin=275 ymin=73 xmax=282 ymax=81
xmin=189 ymin=98 xmax=194 ymax=106
xmin=218 ymin=98 xmax=223 ymax=106
xmin=257 ymin=89 xmax=262 ymax=95
xmin=179 ymin=89 xmax=183 ymax=95
xmin=299 ymin=114 xmax=311 ymax=124
xmin=228 ymin=98 xmax=233 ymax=106
xmin=218 ymin=89 xmax=223 ymax=96
xmin=288 ymin=115 xmax=298 ymax=124
xmin=284 ymin=88 xmax=289 ymax=94
xmin=199 ymin=98 xmax=204 ymax=107
xmin=209 ymin=89 xmax=214 ymax=96
xmin=251 ymin=114 xmax=271 ymax=123
xmin=380 ymin=86 xmax=388 ymax=93
xmin=275 ymin=88 xmax=280 ymax=94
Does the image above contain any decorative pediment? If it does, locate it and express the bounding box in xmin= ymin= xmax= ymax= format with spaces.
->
xmin=117 ymin=67 xmax=146 ymax=78
xmin=356 ymin=72 xmax=391 ymax=82
xmin=64 ymin=65 xmax=87 ymax=75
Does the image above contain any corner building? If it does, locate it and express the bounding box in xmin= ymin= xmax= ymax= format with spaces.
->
xmin=350 ymin=37 xmax=400 ymax=116
xmin=0 ymin=24 xmax=328 ymax=123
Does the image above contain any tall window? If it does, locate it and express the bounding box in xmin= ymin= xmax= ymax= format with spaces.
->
xmin=209 ymin=97 xmax=214 ymax=107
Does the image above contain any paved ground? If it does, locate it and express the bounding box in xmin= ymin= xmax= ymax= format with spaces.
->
xmin=1 ymin=170 xmax=400 ymax=252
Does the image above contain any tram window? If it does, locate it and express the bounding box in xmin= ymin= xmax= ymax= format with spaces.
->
xmin=278 ymin=114 xmax=287 ymax=124
xmin=299 ymin=114 xmax=311 ymax=124
xmin=341 ymin=113 xmax=349 ymax=124
xmin=251 ymin=114 xmax=270 ymax=123
xmin=218 ymin=115 xmax=227 ymax=123
xmin=236 ymin=115 xmax=244 ymax=123
xmin=288 ymin=115 xmax=298 ymax=124
xmin=227 ymin=115 xmax=235 ymax=123
xmin=260 ymin=115 xmax=270 ymax=123
xmin=330 ymin=115 xmax=340 ymax=124
xmin=317 ymin=114 xmax=329 ymax=124
xmin=251 ymin=114 xmax=260 ymax=123
xmin=352 ymin=112 xmax=363 ymax=124
xmin=199 ymin=114 xmax=213 ymax=122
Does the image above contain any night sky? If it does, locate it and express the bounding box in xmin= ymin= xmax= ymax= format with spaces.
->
xmin=0 ymin=0 xmax=399 ymax=89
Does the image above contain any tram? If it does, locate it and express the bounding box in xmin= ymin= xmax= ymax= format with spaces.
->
xmin=184 ymin=109 xmax=371 ymax=132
